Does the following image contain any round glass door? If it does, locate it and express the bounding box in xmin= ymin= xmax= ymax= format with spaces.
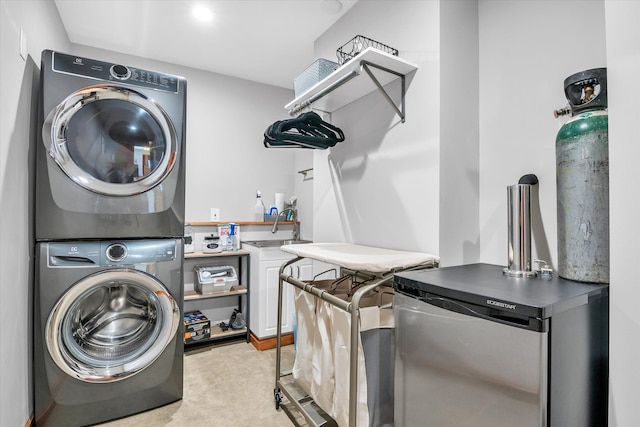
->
xmin=43 ymin=85 xmax=178 ymax=196
xmin=46 ymin=269 xmax=179 ymax=383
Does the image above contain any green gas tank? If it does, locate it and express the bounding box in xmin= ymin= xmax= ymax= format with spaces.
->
xmin=555 ymin=68 xmax=609 ymax=283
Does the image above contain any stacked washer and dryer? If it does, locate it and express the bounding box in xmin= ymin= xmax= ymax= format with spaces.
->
xmin=34 ymin=50 xmax=187 ymax=426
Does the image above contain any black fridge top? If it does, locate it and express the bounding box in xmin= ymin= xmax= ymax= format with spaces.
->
xmin=394 ymin=263 xmax=609 ymax=319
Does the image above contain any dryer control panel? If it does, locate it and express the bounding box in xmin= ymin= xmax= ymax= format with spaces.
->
xmin=51 ymin=51 xmax=180 ymax=93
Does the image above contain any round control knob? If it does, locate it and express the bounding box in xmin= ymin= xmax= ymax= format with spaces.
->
xmin=106 ymin=243 xmax=127 ymax=262
xmin=110 ymin=64 xmax=131 ymax=80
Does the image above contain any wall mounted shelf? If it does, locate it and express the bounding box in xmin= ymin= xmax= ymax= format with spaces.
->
xmin=285 ymin=47 xmax=418 ymax=122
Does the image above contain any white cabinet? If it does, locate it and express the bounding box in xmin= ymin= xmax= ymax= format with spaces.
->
xmin=244 ymin=245 xmax=312 ymax=339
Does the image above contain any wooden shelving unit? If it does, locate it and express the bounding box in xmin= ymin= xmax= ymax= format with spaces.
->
xmin=189 ymin=221 xmax=297 ymax=226
xmin=208 ymin=325 xmax=248 ymax=340
xmin=184 ymin=285 xmax=247 ymax=301
xmin=185 ymin=250 xmax=250 ymax=259
xmin=183 ymin=250 xmax=250 ymax=346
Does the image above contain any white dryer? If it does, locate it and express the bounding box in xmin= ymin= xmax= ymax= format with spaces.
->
xmin=36 ymin=50 xmax=187 ymax=240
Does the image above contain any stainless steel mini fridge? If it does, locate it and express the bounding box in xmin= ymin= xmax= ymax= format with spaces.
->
xmin=393 ymin=263 xmax=609 ymax=427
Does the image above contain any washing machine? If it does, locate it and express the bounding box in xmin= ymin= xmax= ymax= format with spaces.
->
xmin=33 ymin=239 xmax=184 ymax=426
xmin=36 ymin=50 xmax=187 ymax=240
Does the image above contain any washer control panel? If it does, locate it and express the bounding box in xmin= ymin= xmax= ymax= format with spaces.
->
xmin=106 ymin=243 xmax=128 ymax=262
xmin=51 ymin=51 xmax=180 ymax=93
xmin=109 ymin=64 xmax=132 ymax=80
xmin=47 ymin=239 xmax=177 ymax=267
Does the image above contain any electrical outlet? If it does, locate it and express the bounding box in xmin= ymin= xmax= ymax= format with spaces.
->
xmin=210 ymin=208 xmax=220 ymax=222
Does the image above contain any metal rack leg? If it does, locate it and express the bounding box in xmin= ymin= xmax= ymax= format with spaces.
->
xmin=275 ymin=257 xmax=301 ymax=407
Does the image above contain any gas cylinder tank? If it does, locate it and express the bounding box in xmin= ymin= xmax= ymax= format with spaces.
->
xmin=555 ymin=68 xmax=609 ymax=283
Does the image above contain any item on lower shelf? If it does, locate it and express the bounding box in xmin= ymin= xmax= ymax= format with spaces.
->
xmin=229 ymin=308 xmax=246 ymax=330
xmin=194 ymin=265 xmax=238 ymax=294
xmin=184 ymin=310 xmax=211 ymax=343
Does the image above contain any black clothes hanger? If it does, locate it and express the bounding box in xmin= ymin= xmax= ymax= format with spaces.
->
xmin=264 ymin=112 xmax=342 ymax=149
xmin=264 ymin=111 xmax=345 ymax=149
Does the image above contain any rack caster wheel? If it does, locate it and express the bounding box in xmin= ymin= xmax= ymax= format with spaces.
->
xmin=274 ymin=388 xmax=282 ymax=410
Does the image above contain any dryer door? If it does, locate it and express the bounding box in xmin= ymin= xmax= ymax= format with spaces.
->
xmin=42 ymin=85 xmax=178 ymax=196
xmin=46 ymin=269 xmax=180 ymax=383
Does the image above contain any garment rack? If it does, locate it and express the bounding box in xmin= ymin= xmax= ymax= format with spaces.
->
xmin=272 ymin=243 xmax=438 ymax=427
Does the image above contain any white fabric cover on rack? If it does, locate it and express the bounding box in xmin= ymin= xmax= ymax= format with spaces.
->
xmin=313 ymin=298 xmax=336 ymax=412
xmin=292 ymin=289 xmax=316 ymax=395
xmin=331 ymin=292 xmax=394 ymax=427
xmin=281 ymin=243 xmax=439 ymax=273
xmin=293 ymin=281 xmax=395 ymax=427
xmin=293 ymin=279 xmax=347 ymax=410
xmin=331 ymin=302 xmax=369 ymax=427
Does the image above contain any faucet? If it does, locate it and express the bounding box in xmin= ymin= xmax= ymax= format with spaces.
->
xmin=271 ymin=208 xmax=299 ymax=240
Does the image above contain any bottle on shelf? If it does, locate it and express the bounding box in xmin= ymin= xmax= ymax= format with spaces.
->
xmin=255 ymin=191 xmax=266 ymax=222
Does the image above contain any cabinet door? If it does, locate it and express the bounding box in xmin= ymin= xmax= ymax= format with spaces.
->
xmin=262 ymin=259 xmax=295 ymax=337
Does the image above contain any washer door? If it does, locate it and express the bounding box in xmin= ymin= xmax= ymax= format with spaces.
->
xmin=46 ymin=269 xmax=180 ymax=383
xmin=42 ymin=85 xmax=178 ymax=196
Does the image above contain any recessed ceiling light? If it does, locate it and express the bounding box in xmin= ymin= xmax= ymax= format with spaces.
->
xmin=192 ymin=4 xmax=214 ymax=22
xmin=321 ymin=0 xmax=343 ymax=14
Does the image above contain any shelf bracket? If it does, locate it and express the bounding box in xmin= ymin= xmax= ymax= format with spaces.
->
xmin=297 ymin=167 xmax=313 ymax=181
xmin=360 ymin=60 xmax=406 ymax=123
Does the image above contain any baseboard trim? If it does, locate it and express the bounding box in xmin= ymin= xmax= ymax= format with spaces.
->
xmin=250 ymin=332 xmax=294 ymax=351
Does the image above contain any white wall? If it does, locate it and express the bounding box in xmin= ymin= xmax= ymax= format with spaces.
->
xmin=0 ymin=2 xmax=70 ymax=425
xmin=478 ymin=0 xmax=607 ymax=268
xmin=312 ymin=0 xmax=442 ymax=256
xmin=439 ymin=0 xmax=480 ymax=266
xmin=310 ymin=0 xmax=480 ymax=265
xmin=70 ymin=45 xmax=297 ymax=225
xmin=293 ymin=150 xmax=314 ymax=241
xmin=605 ymin=1 xmax=640 ymax=424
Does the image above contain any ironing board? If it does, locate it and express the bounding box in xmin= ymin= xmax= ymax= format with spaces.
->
xmin=273 ymin=242 xmax=439 ymax=427
xmin=280 ymin=242 xmax=438 ymax=273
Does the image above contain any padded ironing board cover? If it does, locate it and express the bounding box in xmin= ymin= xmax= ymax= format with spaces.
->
xmin=280 ymin=242 xmax=439 ymax=273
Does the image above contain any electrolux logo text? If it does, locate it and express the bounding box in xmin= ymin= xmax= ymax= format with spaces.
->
xmin=487 ymin=299 xmax=516 ymax=310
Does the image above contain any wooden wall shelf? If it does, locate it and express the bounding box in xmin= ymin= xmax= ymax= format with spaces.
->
xmin=189 ymin=221 xmax=297 ymax=226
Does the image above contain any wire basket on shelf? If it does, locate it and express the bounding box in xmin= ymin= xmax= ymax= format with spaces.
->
xmin=336 ymin=35 xmax=398 ymax=65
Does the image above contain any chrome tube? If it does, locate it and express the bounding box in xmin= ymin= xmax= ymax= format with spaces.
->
xmin=504 ymin=184 xmax=537 ymax=277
